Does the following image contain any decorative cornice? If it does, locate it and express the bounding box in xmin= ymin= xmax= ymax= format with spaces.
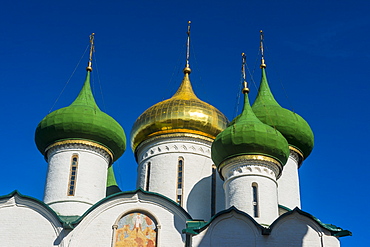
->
xmin=135 ymin=133 xmax=213 ymax=160
xmin=289 ymin=146 xmax=303 ymax=167
xmin=219 ymin=155 xmax=283 ymax=180
xmin=46 ymin=140 xmax=113 ymax=164
xmin=223 ymin=163 xmax=279 ymax=184
xmin=137 ymin=137 xmax=212 ymax=163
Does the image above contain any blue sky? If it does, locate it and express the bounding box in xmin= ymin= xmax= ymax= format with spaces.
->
xmin=1 ymin=1 xmax=369 ymax=245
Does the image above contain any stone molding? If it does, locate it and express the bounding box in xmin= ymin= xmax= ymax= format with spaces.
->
xmin=46 ymin=142 xmax=111 ymax=164
xmin=221 ymin=157 xmax=280 ymax=182
xmin=289 ymin=149 xmax=302 ymax=168
xmin=137 ymin=136 xmax=212 ymax=164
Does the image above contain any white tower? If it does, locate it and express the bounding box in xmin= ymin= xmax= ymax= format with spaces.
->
xmin=277 ymin=148 xmax=303 ymax=210
xmin=211 ymin=53 xmax=290 ymax=225
xmin=35 ymin=34 xmax=126 ymax=216
xmin=130 ymin=22 xmax=228 ymax=220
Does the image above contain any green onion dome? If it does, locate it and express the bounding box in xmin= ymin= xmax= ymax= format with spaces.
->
xmin=251 ymin=68 xmax=314 ymax=159
xmin=35 ymin=72 xmax=126 ymax=162
xmin=211 ymin=91 xmax=290 ymax=170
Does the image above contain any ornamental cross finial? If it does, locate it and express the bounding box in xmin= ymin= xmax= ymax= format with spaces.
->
xmin=183 ymin=21 xmax=192 ymax=74
xmin=241 ymin=53 xmax=249 ymax=94
xmin=260 ymin=30 xmax=266 ymax=69
xmin=86 ymin=33 xmax=95 ymax=72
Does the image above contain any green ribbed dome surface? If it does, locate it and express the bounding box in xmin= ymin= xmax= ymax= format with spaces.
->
xmin=35 ymin=72 xmax=126 ymax=162
xmin=252 ymin=68 xmax=314 ymax=158
xmin=211 ymin=93 xmax=289 ymax=168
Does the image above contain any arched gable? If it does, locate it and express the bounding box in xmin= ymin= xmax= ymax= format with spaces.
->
xmin=68 ymin=189 xmax=191 ymax=247
xmin=0 ymin=191 xmax=65 ymax=246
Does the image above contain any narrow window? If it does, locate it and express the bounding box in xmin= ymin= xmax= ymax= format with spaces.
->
xmin=145 ymin=162 xmax=151 ymax=191
xmin=252 ymin=183 xmax=259 ymax=217
xmin=211 ymin=164 xmax=216 ymax=216
xmin=67 ymin=154 xmax=79 ymax=196
xmin=176 ymin=157 xmax=184 ymax=205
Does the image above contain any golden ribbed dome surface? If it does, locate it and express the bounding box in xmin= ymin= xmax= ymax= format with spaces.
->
xmin=131 ymin=72 xmax=229 ymax=151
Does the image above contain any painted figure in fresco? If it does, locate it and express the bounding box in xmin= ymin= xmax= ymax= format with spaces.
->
xmin=114 ymin=212 xmax=157 ymax=247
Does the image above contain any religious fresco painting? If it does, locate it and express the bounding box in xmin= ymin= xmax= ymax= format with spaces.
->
xmin=114 ymin=212 xmax=157 ymax=247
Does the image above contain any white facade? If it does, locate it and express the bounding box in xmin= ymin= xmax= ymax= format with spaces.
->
xmin=0 ymin=193 xmax=64 ymax=247
xmin=44 ymin=142 xmax=111 ymax=216
xmin=277 ymin=150 xmax=302 ymax=209
xmin=190 ymin=209 xmax=340 ymax=247
xmin=221 ymin=156 xmax=281 ymax=225
xmin=0 ymin=190 xmax=345 ymax=247
xmin=0 ymin=190 xmax=189 ymax=247
xmin=67 ymin=191 xmax=189 ymax=247
xmin=136 ymin=135 xmax=225 ymax=220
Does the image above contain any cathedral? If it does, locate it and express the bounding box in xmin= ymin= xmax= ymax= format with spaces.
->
xmin=0 ymin=25 xmax=350 ymax=246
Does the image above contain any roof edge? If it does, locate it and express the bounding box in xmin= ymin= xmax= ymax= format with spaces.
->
xmin=66 ymin=187 xmax=193 ymax=227
xmin=183 ymin=206 xmax=351 ymax=238
xmin=271 ymin=207 xmax=352 ymax=237
xmin=0 ymin=190 xmax=75 ymax=229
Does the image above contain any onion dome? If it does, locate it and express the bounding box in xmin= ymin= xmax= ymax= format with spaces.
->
xmin=251 ymin=31 xmax=313 ymax=161
xmin=211 ymin=54 xmax=289 ymax=173
xmin=131 ymin=69 xmax=228 ymax=151
xmin=130 ymin=21 xmax=228 ymax=152
xmin=251 ymin=68 xmax=314 ymax=160
xmin=35 ymin=34 xmax=126 ymax=162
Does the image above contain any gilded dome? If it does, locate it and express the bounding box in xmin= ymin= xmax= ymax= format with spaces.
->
xmin=251 ymin=68 xmax=314 ymax=159
xmin=35 ymin=72 xmax=126 ymax=162
xmin=211 ymin=92 xmax=290 ymax=171
xmin=131 ymin=71 xmax=229 ymax=151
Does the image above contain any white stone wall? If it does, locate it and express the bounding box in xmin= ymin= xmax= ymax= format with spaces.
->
xmin=67 ymin=191 xmax=189 ymax=247
xmin=191 ymin=211 xmax=260 ymax=246
xmin=268 ymin=211 xmax=339 ymax=247
xmin=215 ymin=171 xmax=225 ymax=214
xmin=191 ymin=210 xmax=342 ymax=247
xmin=0 ymin=194 xmax=65 ymax=247
xmin=277 ymin=150 xmax=301 ymax=210
xmin=44 ymin=143 xmax=110 ymax=216
xmin=221 ymin=158 xmax=280 ymax=225
xmin=136 ymin=136 xmax=220 ymax=220
xmin=0 ymin=193 xmax=343 ymax=247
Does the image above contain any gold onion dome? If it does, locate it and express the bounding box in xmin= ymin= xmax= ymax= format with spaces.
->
xmin=131 ymin=69 xmax=229 ymax=151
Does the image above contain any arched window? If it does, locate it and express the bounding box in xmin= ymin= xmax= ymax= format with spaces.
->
xmin=252 ymin=183 xmax=259 ymax=217
xmin=211 ymin=164 xmax=216 ymax=216
xmin=145 ymin=162 xmax=151 ymax=191
xmin=176 ymin=157 xmax=184 ymax=206
xmin=114 ymin=212 xmax=157 ymax=247
xmin=67 ymin=154 xmax=79 ymax=196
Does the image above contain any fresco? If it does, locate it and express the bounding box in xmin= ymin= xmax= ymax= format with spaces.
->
xmin=115 ymin=212 xmax=157 ymax=247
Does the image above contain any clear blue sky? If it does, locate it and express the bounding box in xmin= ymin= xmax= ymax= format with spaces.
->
xmin=1 ymin=1 xmax=368 ymax=246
